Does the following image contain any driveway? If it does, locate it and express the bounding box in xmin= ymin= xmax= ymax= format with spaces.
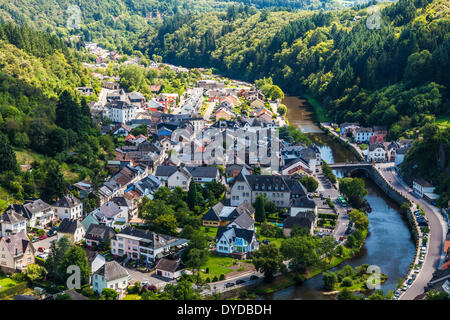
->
xmin=125 ymin=267 xmax=169 ymax=289
xmin=32 ymin=235 xmax=57 ymax=255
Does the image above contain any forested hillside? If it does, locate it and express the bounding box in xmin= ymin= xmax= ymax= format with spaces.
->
xmin=0 ymin=23 xmax=112 ymax=210
xmin=0 ymin=0 xmax=246 ymax=53
xmin=139 ymin=0 xmax=449 ymax=139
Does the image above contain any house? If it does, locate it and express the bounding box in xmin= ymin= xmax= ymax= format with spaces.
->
xmin=81 ymin=213 xmax=100 ymax=232
xmin=0 ymin=231 xmax=35 ymax=274
xmin=364 ymin=143 xmax=387 ymax=162
xmin=53 ymin=194 xmax=83 ymax=220
xmin=147 ymin=99 xmax=166 ymax=113
xmin=103 ymin=82 xmax=120 ymax=90
xmin=227 ymin=212 xmax=255 ymax=231
xmin=185 ymin=166 xmax=220 ymax=185
xmin=215 ymin=226 xmax=259 ymax=259
xmin=92 ymin=260 xmax=129 ymax=298
xmin=3 ymin=199 xmax=54 ymax=229
xmin=413 ymin=179 xmax=435 ymax=198
xmin=230 ymin=173 xmax=308 ymax=208
xmin=85 ymin=224 xmax=116 ymax=248
xmin=157 ymin=93 xmax=178 ymax=108
xmin=201 ymin=200 xmax=255 ymax=227
xmin=155 ymin=166 xmax=191 ymax=191
xmin=133 ymin=175 xmax=162 ymax=200
xmin=214 ymin=107 xmax=234 ymax=121
xmin=73 ymin=180 xmax=93 ymax=199
xmin=250 ymin=99 xmax=265 ymax=109
xmin=113 ymin=123 xmax=132 ymax=136
xmin=219 ymin=95 xmax=239 ymax=109
xmin=283 ymin=211 xmax=316 ymax=237
xmin=111 ymin=226 xmax=188 ymax=264
xmin=197 ymin=79 xmax=224 ymax=90
xmin=155 ymin=258 xmax=185 ymax=280
xmin=104 ymin=101 xmax=136 ymax=123
xmin=77 ymin=87 xmax=94 ymax=96
xmin=128 ymin=92 xmax=146 ymax=109
xmin=91 ymin=201 xmax=128 ymax=230
xmin=57 ymin=218 xmax=86 ymax=244
xmin=354 ymin=128 xmax=374 ymax=143
xmin=0 ymin=210 xmax=27 ymax=237
xmin=373 ymin=126 xmax=388 ymax=138
xmin=339 ymin=123 xmax=359 ymax=137
xmin=290 ymin=196 xmax=318 ymax=216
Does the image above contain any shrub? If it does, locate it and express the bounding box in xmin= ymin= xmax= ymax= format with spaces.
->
xmin=342 ymin=277 xmax=353 ymax=287
xmin=219 ymin=274 xmax=225 ymax=281
xmin=11 ymin=272 xmax=26 ymax=282
xmin=81 ymin=286 xmax=95 ymax=297
xmin=212 ymin=276 xmax=218 ymax=282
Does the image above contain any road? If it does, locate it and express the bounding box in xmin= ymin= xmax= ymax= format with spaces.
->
xmin=377 ymin=163 xmax=447 ymax=300
xmin=202 ymin=271 xmax=264 ymax=296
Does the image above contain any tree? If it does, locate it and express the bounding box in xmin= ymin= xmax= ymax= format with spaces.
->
xmin=101 ymin=288 xmax=118 ymax=300
xmin=141 ymin=199 xmax=175 ymax=221
xmin=269 ymin=85 xmax=284 ymax=101
xmin=254 ymin=194 xmax=266 ymax=223
xmin=281 ymin=235 xmax=321 ymax=272
xmin=336 ymin=288 xmax=360 ymax=300
xmin=181 ymin=232 xmax=208 ymax=273
xmin=187 ymin=179 xmax=202 ymax=211
xmin=0 ymin=134 xmax=18 ymax=173
xmin=252 ymin=244 xmax=285 ymax=282
xmin=338 ymin=177 xmax=368 ymax=208
xmin=60 ymin=246 xmax=90 ymax=285
xmin=46 ymin=236 xmax=71 ymax=281
xmin=349 ymin=209 xmax=369 ymax=230
xmin=300 ymin=176 xmax=319 ymax=192
xmin=425 ymin=290 xmax=450 ymax=300
xmin=41 ymin=160 xmax=68 ymax=203
xmin=25 ymin=264 xmax=47 ymax=282
xmin=322 ymin=271 xmax=338 ymax=290
xmin=277 ymin=104 xmax=287 ymax=116
xmin=153 ymin=214 xmax=178 ymax=235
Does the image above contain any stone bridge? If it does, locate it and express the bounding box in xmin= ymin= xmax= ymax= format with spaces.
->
xmin=328 ymin=162 xmax=374 ymax=177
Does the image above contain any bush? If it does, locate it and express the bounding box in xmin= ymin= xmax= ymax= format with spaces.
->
xmin=212 ymin=276 xmax=218 ymax=282
xmin=342 ymin=277 xmax=353 ymax=287
xmin=219 ymin=274 xmax=225 ymax=281
xmin=11 ymin=272 xmax=26 ymax=282
xmin=81 ymin=286 xmax=95 ymax=298
xmin=205 ymin=267 xmax=209 ymax=274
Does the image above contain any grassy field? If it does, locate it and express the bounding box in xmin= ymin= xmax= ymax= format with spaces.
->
xmin=14 ymin=147 xmax=46 ymax=165
xmin=198 ymin=252 xmax=236 ymax=280
xmin=435 ymin=115 xmax=450 ymax=129
xmin=123 ymin=294 xmax=142 ymax=300
xmin=0 ymin=276 xmax=17 ymax=292
xmin=200 ymin=226 xmax=218 ymax=239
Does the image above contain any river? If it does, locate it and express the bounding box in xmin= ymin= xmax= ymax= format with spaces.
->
xmin=263 ymin=96 xmax=416 ymax=299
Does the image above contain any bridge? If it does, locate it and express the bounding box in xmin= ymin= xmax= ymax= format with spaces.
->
xmin=328 ymin=162 xmax=374 ymax=176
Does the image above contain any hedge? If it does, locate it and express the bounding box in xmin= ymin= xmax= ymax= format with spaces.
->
xmin=318 ymin=213 xmax=338 ymax=220
xmin=0 ymin=281 xmax=28 ymax=299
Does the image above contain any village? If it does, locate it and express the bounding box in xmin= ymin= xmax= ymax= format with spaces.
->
xmin=0 ymin=41 xmax=448 ymax=301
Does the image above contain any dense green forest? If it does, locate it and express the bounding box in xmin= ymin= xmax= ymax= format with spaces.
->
xmin=138 ymin=0 xmax=449 ymax=138
xmin=221 ymin=0 xmax=340 ymax=10
xmin=0 ymin=23 xmax=112 ymax=210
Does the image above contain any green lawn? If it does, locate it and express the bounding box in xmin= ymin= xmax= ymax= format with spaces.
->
xmin=198 ymin=252 xmax=236 ymax=280
xmin=200 ymin=226 xmax=218 ymax=239
xmin=435 ymin=115 xmax=450 ymax=129
xmin=0 ymin=277 xmax=17 ymax=292
xmin=123 ymin=294 xmax=142 ymax=300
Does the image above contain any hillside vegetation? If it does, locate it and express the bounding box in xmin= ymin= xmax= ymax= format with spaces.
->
xmin=139 ymin=0 xmax=449 ymax=140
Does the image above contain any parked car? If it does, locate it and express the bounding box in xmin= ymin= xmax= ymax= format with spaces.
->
xmin=401 ymin=284 xmax=408 ymax=291
xmin=249 ymin=275 xmax=259 ymax=281
xmin=39 ymin=234 xmax=47 ymax=240
xmin=47 ymin=230 xmax=57 ymax=237
xmin=407 ymin=278 xmax=413 ymax=285
xmin=339 ymin=236 xmax=345 ymax=242
xmin=225 ymin=282 xmax=235 ymax=288
xmin=38 ymin=247 xmax=45 ymax=252
xmin=236 ymin=279 xmax=246 ymax=285
xmin=410 ymin=274 xmax=416 ymax=280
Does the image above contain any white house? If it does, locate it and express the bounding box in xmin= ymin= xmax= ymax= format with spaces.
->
xmin=91 ymin=201 xmax=128 ymax=230
xmin=53 ymin=194 xmax=83 ymax=220
xmin=0 ymin=210 xmax=27 ymax=237
xmin=215 ymin=226 xmax=259 ymax=259
xmin=364 ymin=143 xmax=387 ymax=162
xmin=155 ymin=258 xmax=185 ymax=280
xmin=57 ymin=218 xmax=86 ymax=244
xmin=154 ymin=166 xmax=192 ymax=191
xmin=104 ymin=101 xmax=136 ymax=123
xmin=413 ymin=178 xmax=435 ymax=198
xmin=92 ymin=260 xmax=129 ymax=298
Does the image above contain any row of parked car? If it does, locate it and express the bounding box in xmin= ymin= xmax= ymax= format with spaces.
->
xmin=31 ymin=226 xmax=58 ymax=242
xmin=224 ymin=275 xmax=259 ymax=288
xmin=393 ymin=230 xmax=429 ymax=299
